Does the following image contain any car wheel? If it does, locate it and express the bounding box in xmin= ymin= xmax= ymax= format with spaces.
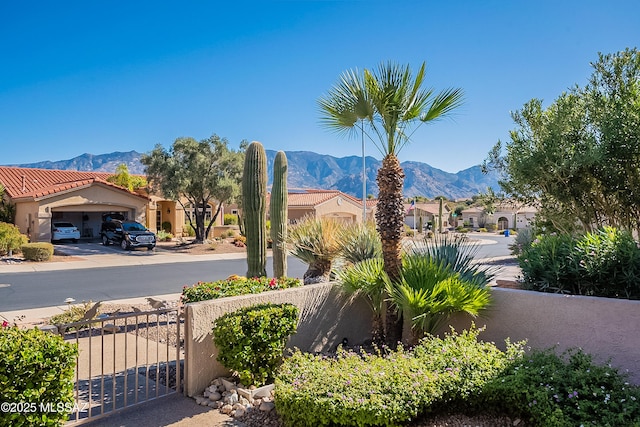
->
xmin=121 ymin=240 xmax=129 ymax=250
xmin=147 ymin=245 xmax=155 ymax=251
xmin=72 ymin=239 xmax=78 ymax=243
xmin=102 ymin=235 xmax=110 ymax=246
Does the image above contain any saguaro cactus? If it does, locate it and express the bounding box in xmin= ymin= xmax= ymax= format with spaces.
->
xmin=270 ymin=151 xmax=288 ymax=278
xmin=242 ymin=141 xmax=267 ymax=277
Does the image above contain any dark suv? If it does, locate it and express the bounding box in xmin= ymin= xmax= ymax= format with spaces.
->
xmin=100 ymin=216 xmax=156 ymax=250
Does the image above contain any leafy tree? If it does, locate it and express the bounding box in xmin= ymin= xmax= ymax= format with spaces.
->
xmin=0 ymin=185 xmax=16 ymax=224
xmin=141 ymin=134 xmax=246 ymax=243
xmin=484 ymin=48 xmax=640 ymax=234
xmin=106 ymin=163 xmax=147 ymax=191
xmin=0 ymin=222 xmax=27 ymax=256
xmin=319 ymin=61 xmax=463 ymax=344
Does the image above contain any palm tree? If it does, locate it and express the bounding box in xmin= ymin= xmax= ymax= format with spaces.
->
xmin=319 ymin=62 xmax=463 ymax=345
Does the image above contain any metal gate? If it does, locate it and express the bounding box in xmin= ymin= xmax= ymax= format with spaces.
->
xmin=59 ymin=307 xmax=183 ymax=425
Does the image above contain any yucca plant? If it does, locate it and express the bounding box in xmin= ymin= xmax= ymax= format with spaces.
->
xmin=337 ymin=258 xmax=387 ymax=343
xmin=387 ymin=254 xmax=492 ymax=344
xmin=339 ymin=221 xmax=382 ymax=265
xmin=287 ymin=217 xmax=345 ymax=284
xmin=410 ymin=233 xmax=496 ymax=287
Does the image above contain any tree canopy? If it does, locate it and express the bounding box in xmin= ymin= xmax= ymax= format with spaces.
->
xmin=141 ymin=134 xmax=246 ymax=242
xmin=484 ymin=48 xmax=640 ymax=234
xmin=107 ymin=164 xmax=147 ymax=191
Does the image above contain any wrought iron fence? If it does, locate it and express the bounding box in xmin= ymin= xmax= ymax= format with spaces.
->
xmin=58 ymin=307 xmax=183 ymax=425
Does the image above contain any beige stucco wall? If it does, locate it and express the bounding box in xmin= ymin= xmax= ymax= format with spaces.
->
xmin=183 ymin=283 xmax=373 ymax=396
xmin=316 ymin=197 xmax=362 ymax=223
xmin=442 ymin=288 xmax=640 ymax=385
xmin=28 ymin=184 xmax=149 ymax=242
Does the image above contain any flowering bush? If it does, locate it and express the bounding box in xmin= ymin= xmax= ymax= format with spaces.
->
xmin=275 ymin=326 xmax=524 ymax=427
xmin=180 ymin=276 xmax=301 ymax=303
xmin=480 ymin=348 xmax=640 ymax=426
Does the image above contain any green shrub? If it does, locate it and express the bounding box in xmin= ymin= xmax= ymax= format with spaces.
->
xmin=161 ymin=221 xmax=172 ymax=232
xmin=480 ymin=348 xmax=640 ymax=426
xmin=510 ymin=227 xmax=533 ymax=256
xmin=486 ymin=223 xmax=497 ymax=231
xmin=49 ymin=301 xmax=100 ymax=327
xmin=213 ymin=303 xmax=298 ymax=386
xmin=0 ymin=222 xmax=27 ymax=255
xmin=0 ymin=325 xmax=78 ymax=426
xmin=275 ymin=326 xmax=523 ymax=427
xmin=184 ymin=224 xmax=196 ymax=237
xmin=156 ymin=230 xmax=173 ymax=241
xmin=519 ymin=227 xmax=640 ymax=298
xmin=180 ymin=276 xmax=302 ymax=304
xmin=21 ymin=242 xmax=54 ymax=261
xmin=223 ymin=214 xmax=238 ymax=225
xmin=478 ymin=227 xmax=488 ymax=233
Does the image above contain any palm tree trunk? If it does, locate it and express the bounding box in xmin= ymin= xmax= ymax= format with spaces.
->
xmin=375 ymin=154 xmax=405 ymax=346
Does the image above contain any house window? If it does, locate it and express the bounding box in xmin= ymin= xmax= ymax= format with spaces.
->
xmin=184 ymin=202 xmax=213 ymax=223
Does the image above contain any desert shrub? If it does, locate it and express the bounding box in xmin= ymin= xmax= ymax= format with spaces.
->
xmin=480 ymin=348 xmax=640 ymax=426
xmin=0 ymin=222 xmax=27 ymax=255
xmin=183 ymin=224 xmax=196 ymax=237
xmin=49 ymin=301 xmax=100 ymax=327
xmin=287 ymin=217 xmax=345 ymax=284
xmin=21 ymin=242 xmax=54 ymax=261
xmin=213 ymin=303 xmax=298 ymax=386
xmin=519 ymin=227 xmax=640 ymax=298
xmin=223 ymin=214 xmax=238 ymax=225
xmin=161 ymin=221 xmax=172 ymax=232
xmin=339 ymin=221 xmax=382 ymax=264
xmin=478 ymin=227 xmax=488 ymax=233
xmin=510 ymin=227 xmax=534 ymax=256
xmin=233 ymin=235 xmax=246 ymax=244
xmin=181 ymin=276 xmax=302 ymax=304
xmin=486 ymin=223 xmax=497 ymax=231
xmin=275 ymin=326 xmax=523 ymax=427
xmin=156 ymin=230 xmax=173 ymax=241
xmin=0 ymin=325 xmax=78 ymax=426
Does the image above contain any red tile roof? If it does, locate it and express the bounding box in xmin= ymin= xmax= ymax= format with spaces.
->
xmin=0 ymin=167 xmax=147 ymax=200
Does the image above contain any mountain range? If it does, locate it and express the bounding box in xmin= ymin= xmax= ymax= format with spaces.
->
xmin=7 ymin=150 xmax=499 ymax=200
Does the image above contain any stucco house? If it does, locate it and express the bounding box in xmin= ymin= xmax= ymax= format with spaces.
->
xmin=404 ymin=202 xmax=450 ymax=230
xmin=460 ymin=203 xmax=536 ymax=230
xmin=0 ymin=166 xmax=191 ymax=242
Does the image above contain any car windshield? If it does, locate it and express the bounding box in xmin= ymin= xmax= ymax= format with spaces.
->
xmin=123 ymin=222 xmax=147 ymax=232
xmin=54 ymin=222 xmax=75 ymax=228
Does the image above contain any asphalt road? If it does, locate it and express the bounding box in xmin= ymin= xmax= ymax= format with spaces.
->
xmin=0 ymin=233 xmax=515 ymax=312
xmin=0 ymin=257 xmax=308 ymax=311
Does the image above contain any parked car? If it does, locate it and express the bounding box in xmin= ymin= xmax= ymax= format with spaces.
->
xmin=51 ymin=221 xmax=80 ymax=243
xmin=100 ymin=219 xmax=156 ymax=250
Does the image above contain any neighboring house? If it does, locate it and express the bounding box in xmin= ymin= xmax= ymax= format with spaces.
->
xmin=0 ymin=167 xmax=154 ymax=242
xmin=460 ymin=203 xmax=536 ymax=230
xmin=283 ymin=189 xmax=373 ymax=224
xmin=404 ymin=202 xmax=450 ymax=230
xmin=0 ymin=166 xmax=212 ymax=242
xmin=223 ymin=189 xmax=375 ymax=225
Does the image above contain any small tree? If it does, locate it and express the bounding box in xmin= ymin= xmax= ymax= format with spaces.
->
xmin=106 ymin=164 xmax=147 ymax=191
xmin=142 ymin=134 xmax=246 ymax=243
xmin=0 ymin=222 xmax=27 ymax=256
xmin=0 ymin=185 xmax=15 ymax=224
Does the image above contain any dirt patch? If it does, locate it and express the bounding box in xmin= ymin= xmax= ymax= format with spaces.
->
xmin=155 ymin=238 xmax=247 ymax=255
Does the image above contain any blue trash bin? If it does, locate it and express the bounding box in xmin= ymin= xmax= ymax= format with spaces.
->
xmin=504 ymin=229 xmax=510 ymax=237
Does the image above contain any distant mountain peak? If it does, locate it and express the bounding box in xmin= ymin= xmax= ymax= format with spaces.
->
xmin=6 ymin=150 xmax=499 ymax=199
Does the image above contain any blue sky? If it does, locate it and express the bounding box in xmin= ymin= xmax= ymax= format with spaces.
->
xmin=1 ymin=1 xmax=638 ymax=173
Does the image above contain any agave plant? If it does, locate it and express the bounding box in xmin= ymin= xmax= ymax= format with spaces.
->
xmin=339 ymin=221 xmax=382 ymax=265
xmin=286 ymin=217 xmax=345 ymax=284
xmin=337 ymin=258 xmax=387 ymax=343
xmin=387 ymin=254 xmax=492 ymax=344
